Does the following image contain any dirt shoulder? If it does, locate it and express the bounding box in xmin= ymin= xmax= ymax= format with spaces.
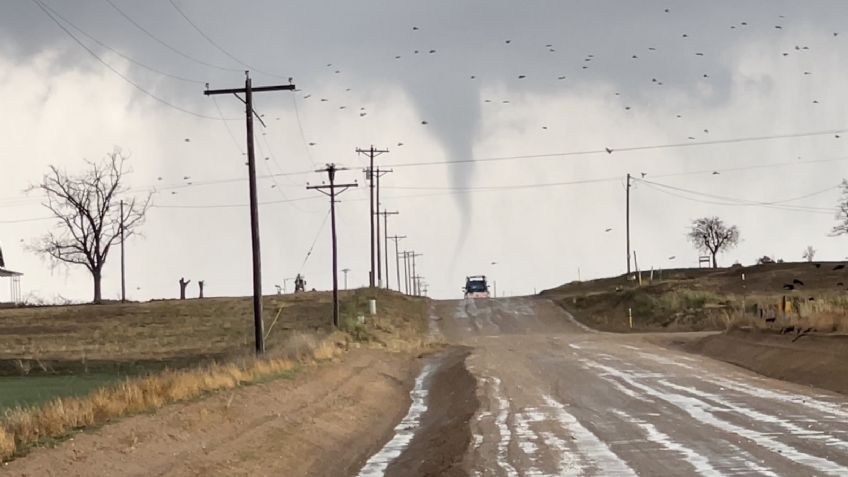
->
xmin=384 ymin=347 xmax=477 ymax=477
xmin=678 ymin=329 xmax=848 ymax=395
xmin=2 ymin=348 xmax=421 ymax=477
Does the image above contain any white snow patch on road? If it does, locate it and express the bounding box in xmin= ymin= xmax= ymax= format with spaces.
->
xmin=358 ymin=362 xmax=434 ymax=477
xmin=542 ymin=395 xmax=637 ymax=476
xmin=491 ymin=376 xmax=519 ymax=477
xmin=661 ymin=380 xmax=848 ymax=452
xmin=611 ymin=409 xmax=723 ymax=476
xmin=585 ymin=360 xmax=848 ymax=476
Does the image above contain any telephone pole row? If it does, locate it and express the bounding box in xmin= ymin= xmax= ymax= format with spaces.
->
xmin=307 ymin=164 xmax=358 ymax=328
xmin=204 ymin=71 xmax=295 ymax=355
xmin=356 ymin=146 xmax=388 ymax=288
xmin=379 ymin=209 xmax=398 ymax=289
xmin=389 ymin=235 xmax=406 ymax=293
xmin=374 ymin=168 xmax=392 ymax=288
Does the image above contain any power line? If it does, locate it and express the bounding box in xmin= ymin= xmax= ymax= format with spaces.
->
xmin=635 ymin=178 xmax=838 ymax=214
xmin=103 ymin=0 xmax=243 ymax=73
xmin=298 ymin=210 xmax=331 ymax=273
xmin=383 ymin=128 xmax=848 ymax=169
xmin=290 ymin=94 xmax=318 ymax=168
xmin=37 ymin=1 xmax=203 ymax=84
xmin=30 ymin=0 xmax=236 ymax=121
xmin=636 ymin=178 xmax=838 ymax=209
xmin=167 ymin=0 xmax=287 ymax=81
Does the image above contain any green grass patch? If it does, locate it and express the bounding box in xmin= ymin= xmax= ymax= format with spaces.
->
xmin=0 ymin=374 xmax=122 ymax=411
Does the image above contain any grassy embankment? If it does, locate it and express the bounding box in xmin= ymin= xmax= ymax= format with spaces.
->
xmin=541 ymin=262 xmax=848 ymax=333
xmin=0 ymin=288 xmax=431 ymax=461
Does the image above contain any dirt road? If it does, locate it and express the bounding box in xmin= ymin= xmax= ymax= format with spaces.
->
xmin=3 ymin=349 xmax=421 ymax=477
xmin=428 ymin=297 xmax=848 ymax=476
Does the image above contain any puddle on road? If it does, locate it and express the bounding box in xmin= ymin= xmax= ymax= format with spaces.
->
xmin=357 ymin=359 xmax=436 ymax=477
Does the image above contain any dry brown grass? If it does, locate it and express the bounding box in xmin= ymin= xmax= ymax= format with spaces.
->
xmin=0 ymin=289 xmax=433 ymax=463
xmin=0 ymin=332 xmax=348 ymax=462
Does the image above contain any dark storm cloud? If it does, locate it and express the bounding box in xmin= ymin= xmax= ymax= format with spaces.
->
xmin=3 ymin=0 xmax=848 ymax=235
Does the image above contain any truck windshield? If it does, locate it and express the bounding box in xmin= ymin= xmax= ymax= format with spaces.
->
xmin=467 ymin=281 xmax=487 ymax=292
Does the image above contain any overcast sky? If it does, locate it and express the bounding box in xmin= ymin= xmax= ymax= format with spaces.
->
xmin=2 ymin=0 xmax=848 ymax=302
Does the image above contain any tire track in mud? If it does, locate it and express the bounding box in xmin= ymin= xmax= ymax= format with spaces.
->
xmin=357 ymin=347 xmax=479 ymax=477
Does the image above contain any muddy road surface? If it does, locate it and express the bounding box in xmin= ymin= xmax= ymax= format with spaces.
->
xmin=422 ymin=297 xmax=848 ymax=476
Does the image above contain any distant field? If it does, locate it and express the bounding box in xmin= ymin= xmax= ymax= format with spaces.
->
xmin=0 ymin=288 xmax=426 ymax=374
xmin=541 ymin=261 xmax=848 ymax=332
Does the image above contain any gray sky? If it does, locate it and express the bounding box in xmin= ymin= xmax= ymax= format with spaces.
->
xmin=1 ymin=0 xmax=848 ymax=302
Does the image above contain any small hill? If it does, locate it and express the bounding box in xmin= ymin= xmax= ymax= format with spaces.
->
xmin=540 ymin=262 xmax=848 ymax=332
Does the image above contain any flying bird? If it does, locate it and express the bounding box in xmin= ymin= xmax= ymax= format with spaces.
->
xmin=605 ymin=228 xmax=613 ymax=232
xmin=412 ymin=26 xmax=419 ymax=30
xmin=712 ymin=171 xmax=720 ymax=175
xmin=668 ymin=256 xmax=676 ymax=260
xmin=641 ymin=172 xmax=647 ymax=178
xmin=505 ymin=40 xmax=511 ymax=44
xmin=605 ymin=147 xmax=613 ymax=154
xmin=184 ymin=138 xmax=190 ymax=142
xmin=518 ymin=75 xmax=526 ymax=79
xmin=421 ymin=120 xmax=428 ymax=125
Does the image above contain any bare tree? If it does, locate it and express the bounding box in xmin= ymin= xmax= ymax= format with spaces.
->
xmin=833 ymin=180 xmax=848 ymax=236
xmin=802 ymin=245 xmax=817 ymax=262
xmin=30 ymin=151 xmax=150 ymax=304
xmin=687 ymin=216 xmax=740 ymax=268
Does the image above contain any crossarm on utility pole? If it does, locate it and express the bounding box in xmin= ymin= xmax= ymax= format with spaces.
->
xmin=202 ymin=72 xmax=296 ymax=356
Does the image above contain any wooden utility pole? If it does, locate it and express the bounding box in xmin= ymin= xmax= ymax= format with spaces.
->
xmin=307 ymin=164 xmax=357 ymax=327
xmin=356 ymin=146 xmax=388 ymax=288
xmin=379 ymin=210 xmax=398 ymax=289
xmin=204 ymin=72 xmax=295 ymax=355
xmin=120 ymin=199 xmax=126 ymax=303
xmin=402 ymin=251 xmax=411 ymax=294
xmin=411 ymin=252 xmax=422 ymax=296
xmin=388 ymin=235 xmax=406 ymax=292
xmin=626 ymin=173 xmax=632 ymax=276
xmin=374 ymin=168 xmax=392 ymax=288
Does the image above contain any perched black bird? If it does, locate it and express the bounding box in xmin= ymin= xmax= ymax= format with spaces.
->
xmin=783 ymin=284 xmax=795 ymax=290
xmin=793 ymin=278 xmax=805 ymax=286
xmin=837 ymin=282 xmax=844 ymax=287
xmin=834 ymin=264 xmax=845 ymax=270
xmin=815 ymin=263 xmax=822 ymax=268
